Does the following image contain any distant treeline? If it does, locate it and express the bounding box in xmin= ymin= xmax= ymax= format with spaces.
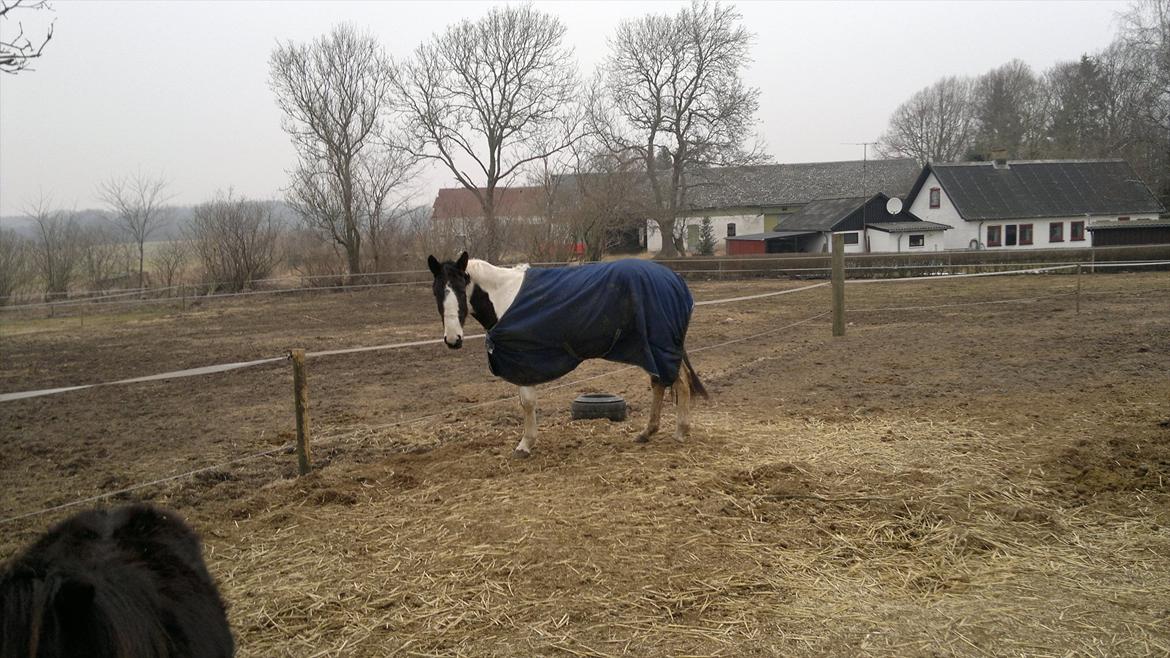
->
xmin=878 ymin=0 xmax=1170 ymax=205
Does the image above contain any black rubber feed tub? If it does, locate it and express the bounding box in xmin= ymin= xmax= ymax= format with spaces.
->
xmin=571 ymin=393 xmax=628 ymax=421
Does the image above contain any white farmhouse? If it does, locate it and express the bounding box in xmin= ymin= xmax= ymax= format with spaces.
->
xmin=904 ymin=159 xmax=1165 ymax=250
xmin=646 ymin=158 xmax=921 ymax=254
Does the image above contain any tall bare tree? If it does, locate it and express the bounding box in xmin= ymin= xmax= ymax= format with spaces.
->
xmin=1118 ymin=0 xmax=1170 ymax=200
xmin=25 ymin=195 xmax=81 ymax=298
xmin=0 ymin=0 xmax=53 ymax=74
xmin=271 ymin=24 xmax=412 ymax=277
xmin=879 ymin=76 xmax=977 ymax=165
xmin=393 ymin=4 xmax=581 ymax=261
xmin=98 ymin=171 xmax=172 ymax=286
xmin=0 ymin=228 xmax=32 ymax=305
xmin=598 ymin=0 xmax=764 ymax=257
xmin=971 ymin=60 xmax=1046 ymax=159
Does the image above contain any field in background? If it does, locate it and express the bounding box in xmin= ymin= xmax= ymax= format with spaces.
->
xmin=1 ymin=271 xmax=1168 ymax=655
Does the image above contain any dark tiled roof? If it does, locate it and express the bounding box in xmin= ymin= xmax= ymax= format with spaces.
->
xmin=867 ymin=221 xmax=952 ymax=233
xmin=773 ymin=197 xmax=868 ymax=231
xmin=1087 ymin=220 xmax=1170 ymax=230
xmin=909 ymin=160 xmax=1165 ymax=221
xmin=687 ymin=158 xmax=920 ymax=210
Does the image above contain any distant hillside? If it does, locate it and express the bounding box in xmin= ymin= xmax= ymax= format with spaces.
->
xmin=0 ymin=200 xmax=300 ymax=241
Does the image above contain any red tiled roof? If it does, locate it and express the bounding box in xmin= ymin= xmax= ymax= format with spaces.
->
xmin=431 ymin=186 xmax=546 ymax=220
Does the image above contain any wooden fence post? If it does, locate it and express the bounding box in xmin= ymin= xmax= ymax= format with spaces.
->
xmin=832 ymin=233 xmax=845 ymax=337
xmin=1076 ymin=264 xmax=1082 ymax=314
xmin=290 ymin=349 xmax=312 ymax=476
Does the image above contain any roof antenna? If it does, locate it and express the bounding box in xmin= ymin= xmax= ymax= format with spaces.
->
xmin=843 ymin=142 xmax=879 ymax=246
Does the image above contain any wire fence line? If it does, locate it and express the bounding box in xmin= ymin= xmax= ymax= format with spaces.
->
xmin=0 ymin=444 xmax=296 ymax=526
xmin=5 ymin=261 xmax=1165 ymax=402
xmin=6 ymin=258 xmax=1167 ymax=312
xmin=1 ymin=310 xmax=838 ymax=526
xmin=1 ymin=264 xmax=1165 ymax=525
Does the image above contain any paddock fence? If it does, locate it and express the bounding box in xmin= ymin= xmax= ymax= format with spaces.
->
xmin=3 ymin=244 xmax=1169 ymax=316
xmin=1 ymin=258 xmax=1167 ymax=527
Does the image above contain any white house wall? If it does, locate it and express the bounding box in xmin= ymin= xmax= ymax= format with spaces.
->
xmin=908 ymin=170 xmax=1160 ymax=249
xmin=906 ymin=172 xmax=969 ymax=249
xmin=646 ymin=214 xmax=765 ymax=253
xmin=865 ymin=229 xmax=946 ymax=252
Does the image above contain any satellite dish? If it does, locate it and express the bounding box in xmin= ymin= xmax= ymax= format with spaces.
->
xmin=885 ymin=197 xmax=903 ymax=215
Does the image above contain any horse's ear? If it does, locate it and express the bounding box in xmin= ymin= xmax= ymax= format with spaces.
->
xmin=427 ymin=255 xmax=441 ymax=277
xmin=456 ymin=252 xmax=469 ymax=271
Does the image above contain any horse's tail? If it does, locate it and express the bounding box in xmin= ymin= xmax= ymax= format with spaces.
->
xmin=682 ymin=351 xmax=709 ymax=400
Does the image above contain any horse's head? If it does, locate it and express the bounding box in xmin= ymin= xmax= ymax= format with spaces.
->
xmin=427 ymin=252 xmax=470 ymax=349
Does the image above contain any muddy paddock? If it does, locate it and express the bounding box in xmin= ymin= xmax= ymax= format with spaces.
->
xmin=2 ymin=270 xmax=1169 ymax=656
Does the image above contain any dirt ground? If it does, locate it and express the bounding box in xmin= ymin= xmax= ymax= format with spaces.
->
xmin=2 ymin=270 xmax=1169 ymax=656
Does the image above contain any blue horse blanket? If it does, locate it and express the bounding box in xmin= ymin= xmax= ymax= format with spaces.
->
xmin=486 ymin=260 xmax=694 ymax=387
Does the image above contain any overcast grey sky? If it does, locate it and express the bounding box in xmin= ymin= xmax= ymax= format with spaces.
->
xmin=0 ymin=0 xmax=1126 ymax=217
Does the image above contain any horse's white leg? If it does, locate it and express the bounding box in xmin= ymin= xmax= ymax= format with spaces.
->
xmin=515 ymin=385 xmax=538 ymax=458
xmin=635 ymin=378 xmax=666 ymax=443
xmin=673 ymin=364 xmax=692 ymax=441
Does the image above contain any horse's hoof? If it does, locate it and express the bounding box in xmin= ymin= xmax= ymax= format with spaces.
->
xmin=512 ymin=448 xmax=531 ymax=459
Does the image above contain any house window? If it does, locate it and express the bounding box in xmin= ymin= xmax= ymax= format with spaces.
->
xmin=1050 ymin=222 xmax=1064 ymax=242
xmin=909 ymin=234 xmax=925 ymax=247
xmin=929 ymin=188 xmax=941 ymax=209
xmin=1005 ymin=224 xmax=1018 ymax=246
xmin=726 ymin=223 xmax=736 ymax=237
xmin=987 ymin=225 xmax=1002 ymax=247
xmin=1071 ymin=221 xmax=1085 ymax=241
xmin=1118 ymin=216 xmax=1130 ymax=222
xmin=1019 ymin=224 xmax=1033 ymax=245
xmin=842 ymin=232 xmax=859 ymax=245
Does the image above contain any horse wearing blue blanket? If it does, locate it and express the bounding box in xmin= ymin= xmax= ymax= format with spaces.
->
xmin=428 ymin=253 xmax=708 ymax=458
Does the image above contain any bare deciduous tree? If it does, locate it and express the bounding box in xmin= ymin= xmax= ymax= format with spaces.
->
xmin=271 ymin=24 xmax=412 ymax=278
xmin=151 ymin=239 xmax=189 ymax=291
xmin=0 ymin=0 xmax=53 ymax=74
xmin=187 ymin=194 xmax=283 ymax=292
xmin=393 ymin=4 xmax=581 ymax=261
xmin=598 ymin=0 xmax=764 ymax=257
xmin=0 ymin=228 xmax=32 ymax=305
xmin=78 ymin=224 xmax=133 ymax=290
xmin=879 ymin=76 xmax=977 ymax=165
xmin=357 ymin=148 xmax=416 ymax=271
xmin=25 ymin=196 xmax=81 ymax=299
xmin=971 ymin=60 xmax=1046 ymax=159
xmin=98 ymin=171 xmax=172 ymax=286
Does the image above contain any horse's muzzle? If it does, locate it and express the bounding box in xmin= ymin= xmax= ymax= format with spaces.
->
xmin=445 ymin=337 xmax=463 ymax=349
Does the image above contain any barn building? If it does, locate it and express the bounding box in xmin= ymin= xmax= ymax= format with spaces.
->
xmin=646 ymin=158 xmax=921 ymax=254
xmin=1087 ymin=220 xmax=1170 ymax=246
xmin=725 ymin=193 xmax=949 ymax=255
xmin=903 ymin=159 xmax=1166 ymax=250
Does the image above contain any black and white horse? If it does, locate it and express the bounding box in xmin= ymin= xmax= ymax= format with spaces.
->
xmin=0 ymin=504 xmax=234 ymax=658
xmin=427 ymin=252 xmax=707 ymax=458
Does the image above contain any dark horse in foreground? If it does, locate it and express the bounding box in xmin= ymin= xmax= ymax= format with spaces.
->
xmin=0 ymin=504 xmax=233 ymax=658
xmin=428 ymin=253 xmax=708 ymax=457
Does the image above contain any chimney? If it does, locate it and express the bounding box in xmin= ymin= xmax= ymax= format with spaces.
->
xmin=990 ymin=147 xmax=1010 ymax=169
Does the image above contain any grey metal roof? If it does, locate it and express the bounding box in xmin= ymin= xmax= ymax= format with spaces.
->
xmin=1087 ymin=220 xmax=1170 ymax=230
xmin=910 ymin=160 xmax=1165 ymax=221
xmin=725 ymin=230 xmax=819 ymax=241
xmin=867 ymin=221 xmax=952 ymax=233
xmin=772 ymin=197 xmax=868 ymax=231
xmin=687 ymin=158 xmax=920 ymax=210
